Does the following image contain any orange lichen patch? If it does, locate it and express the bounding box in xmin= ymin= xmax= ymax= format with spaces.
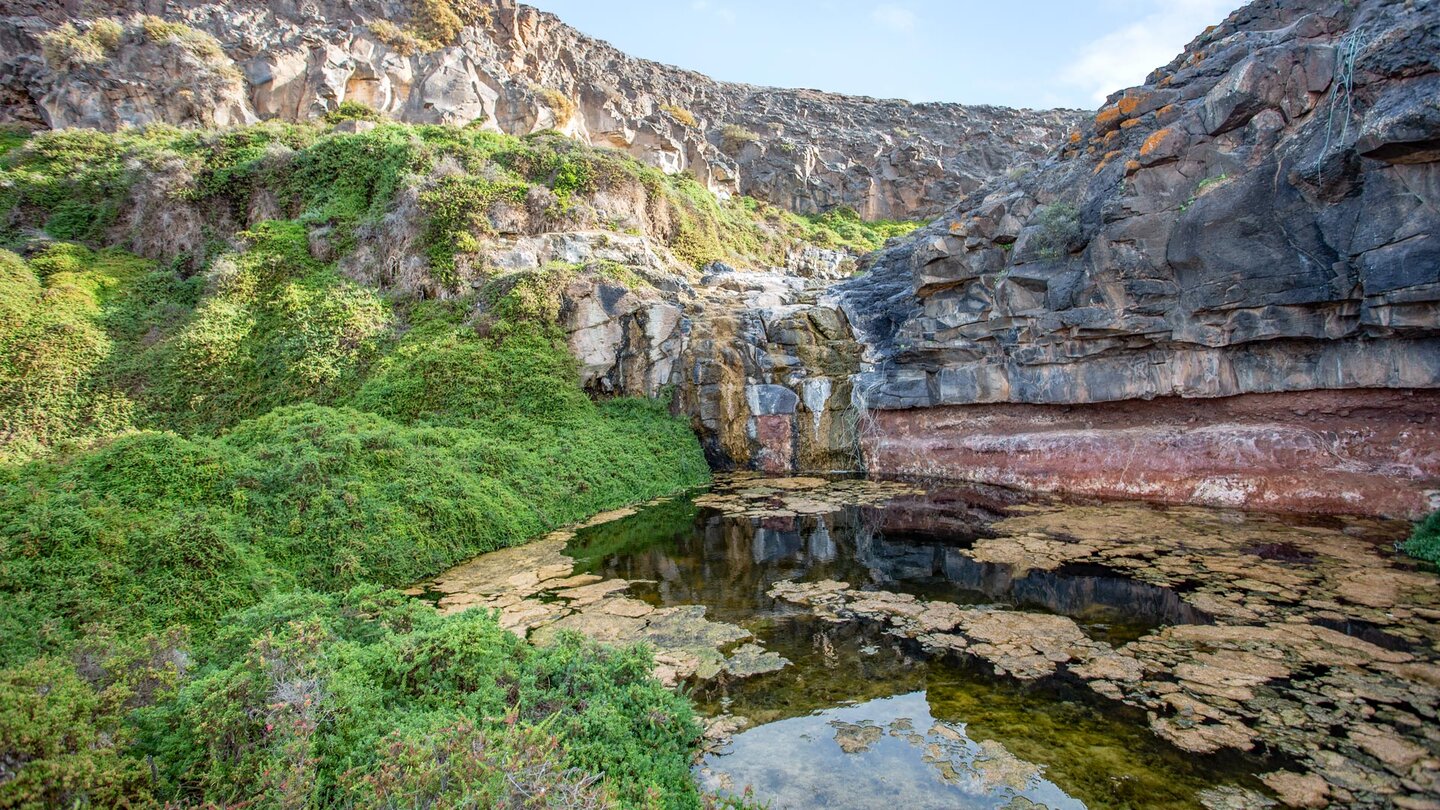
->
xmin=1121 ymin=118 xmax=1144 ymax=129
xmin=1093 ymin=105 xmax=1124 ymax=133
xmin=1116 ymin=92 xmax=1147 ymax=117
xmin=948 ymin=220 xmax=964 ymax=233
xmin=1141 ymin=127 xmax=1173 ymax=158
xmin=1095 ymin=150 xmax=1123 ymax=174
xmin=1102 ymin=129 xmax=1120 ymax=145
xmin=1155 ymin=104 xmax=1176 ymax=120
xmin=1124 ymin=159 xmax=1142 ymax=175
xmin=1068 ymin=130 xmax=1083 ymax=144
xmin=1159 ymin=75 xmax=1174 ymax=88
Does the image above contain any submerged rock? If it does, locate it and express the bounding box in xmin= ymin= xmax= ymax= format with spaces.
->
xmin=415 ymin=498 xmax=787 ymax=688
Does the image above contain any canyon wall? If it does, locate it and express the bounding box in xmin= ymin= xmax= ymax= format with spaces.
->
xmin=4 ymin=0 xmax=1436 ymax=518
xmin=0 ymin=0 xmax=1079 ymax=220
xmin=835 ymin=0 xmax=1440 ymax=516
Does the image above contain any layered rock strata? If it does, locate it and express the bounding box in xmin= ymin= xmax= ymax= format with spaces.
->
xmin=832 ymin=0 xmax=1440 ymax=516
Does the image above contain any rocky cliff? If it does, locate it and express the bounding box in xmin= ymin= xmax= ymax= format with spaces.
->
xmin=832 ymin=0 xmax=1440 ymax=516
xmin=0 ymin=0 xmax=1079 ymax=220
xmin=4 ymin=0 xmax=1435 ymax=519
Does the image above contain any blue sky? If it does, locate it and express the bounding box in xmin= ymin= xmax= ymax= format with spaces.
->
xmin=526 ymin=0 xmax=1245 ymax=109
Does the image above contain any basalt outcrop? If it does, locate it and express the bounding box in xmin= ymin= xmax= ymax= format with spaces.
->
xmin=0 ymin=0 xmax=1079 ymax=220
xmin=831 ymin=0 xmax=1440 ymax=516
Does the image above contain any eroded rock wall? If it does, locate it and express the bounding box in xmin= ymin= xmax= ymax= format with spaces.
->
xmin=830 ymin=0 xmax=1440 ymax=517
xmin=0 ymin=0 xmax=1080 ymax=220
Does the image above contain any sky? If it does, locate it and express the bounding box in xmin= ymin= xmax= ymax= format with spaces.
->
xmin=524 ymin=0 xmax=1245 ymax=109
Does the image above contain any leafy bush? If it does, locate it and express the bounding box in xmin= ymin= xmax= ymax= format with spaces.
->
xmin=38 ymin=22 xmax=112 ymax=68
xmin=1026 ymin=202 xmax=1082 ymax=260
xmin=1403 ymin=510 xmax=1440 ymax=564
xmin=0 ymin=245 xmax=150 ymax=462
xmin=2 ymin=590 xmax=704 ymax=808
xmin=0 ymin=258 xmax=707 ymax=662
xmin=366 ymin=18 xmax=425 ymax=55
xmin=0 ymin=657 xmax=155 ymax=808
xmin=142 ymin=588 xmax=702 ymax=807
xmin=324 ymin=100 xmax=385 ymax=125
xmin=134 ymin=221 xmax=391 ymax=431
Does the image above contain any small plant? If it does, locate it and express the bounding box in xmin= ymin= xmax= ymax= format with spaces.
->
xmin=324 ymin=100 xmax=385 ymax=125
xmin=1027 ymin=202 xmax=1081 ymax=260
xmin=720 ymin=123 xmax=761 ymax=154
xmin=1402 ymin=510 xmax=1440 ymax=564
xmin=38 ymin=21 xmax=117 ymax=67
xmin=89 ymin=18 xmax=124 ymax=52
xmin=532 ymin=86 xmax=577 ymax=126
xmin=1180 ymin=173 xmax=1230 ymax=212
xmin=367 ymin=19 xmax=424 ymax=55
xmin=661 ymin=104 xmax=698 ymax=127
xmin=139 ymin=16 xmax=226 ymax=62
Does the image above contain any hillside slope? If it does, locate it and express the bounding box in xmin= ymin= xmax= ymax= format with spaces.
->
xmin=0 ymin=0 xmax=1081 ymax=219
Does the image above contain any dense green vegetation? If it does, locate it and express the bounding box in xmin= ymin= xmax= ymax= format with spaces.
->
xmin=0 ymin=119 xmax=919 ymax=282
xmin=0 ymin=116 xmax=845 ymax=806
xmin=0 ymin=111 xmax=917 ymax=806
xmin=1404 ymin=510 xmax=1440 ymax=564
xmin=1 ymin=587 xmax=701 ymax=808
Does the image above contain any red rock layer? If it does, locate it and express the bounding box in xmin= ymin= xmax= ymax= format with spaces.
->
xmin=862 ymin=389 xmax=1440 ymax=518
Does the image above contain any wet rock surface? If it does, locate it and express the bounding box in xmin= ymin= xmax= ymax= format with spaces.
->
xmin=673 ymin=271 xmax=867 ymax=473
xmin=416 ymin=498 xmax=789 ymax=687
xmin=766 ymin=492 xmax=1440 ymax=809
xmin=419 ymin=474 xmax=1440 ymax=807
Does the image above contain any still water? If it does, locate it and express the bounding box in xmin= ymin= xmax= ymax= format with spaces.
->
xmin=561 ymin=484 xmax=1275 ymax=810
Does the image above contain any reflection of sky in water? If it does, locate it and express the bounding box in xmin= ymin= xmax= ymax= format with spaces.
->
xmin=702 ymin=692 xmax=1085 ymax=810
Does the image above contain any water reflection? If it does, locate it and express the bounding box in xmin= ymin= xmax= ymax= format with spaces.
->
xmin=561 ymin=485 xmax=1269 ymax=808
xmin=700 ymin=691 xmax=1088 ymax=810
xmin=567 ymin=488 xmax=1207 ymax=642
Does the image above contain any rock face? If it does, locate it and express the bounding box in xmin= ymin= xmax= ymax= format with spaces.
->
xmin=0 ymin=0 xmax=1080 ymax=220
xmin=831 ymin=0 xmax=1440 ymax=516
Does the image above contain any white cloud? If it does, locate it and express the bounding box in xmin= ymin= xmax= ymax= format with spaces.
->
xmin=1060 ymin=0 xmax=1241 ymax=106
xmin=871 ymin=4 xmax=917 ymax=34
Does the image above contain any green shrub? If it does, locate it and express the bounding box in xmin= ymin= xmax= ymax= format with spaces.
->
xmin=1027 ymin=202 xmax=1082 ymax=260
xmin=324 ymin=100 xmax=385 ymax=125
xmin=419 ymin=174 xmax=530 ymax=282
xmin=366 ymin=18 xmax=424 ymax=54
xmin=533 ymin=86 xmax=577 ymax=125
xmin=1 ymin=590 xmax=704 ymax=809
xmin=136 ymin=587 xmax=702 ymax=807
xmin=136 ymin=221 xmax=391 ymax=431
xmin=88 ymin=18 xmax=124 ymax=52
xmin=0 ymin=657 xmax=156 ymax=808
xmin=1403 ymin=510 xmax=1440 ymax=564
xmin=38 ymin=22 xmax=110 ymax=67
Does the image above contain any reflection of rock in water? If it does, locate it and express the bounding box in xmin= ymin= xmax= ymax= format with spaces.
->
xmin=700 ymin=691 xmax=1085 ymax=810
xmin=557 ymin=475 xmax=1440 ymax=809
